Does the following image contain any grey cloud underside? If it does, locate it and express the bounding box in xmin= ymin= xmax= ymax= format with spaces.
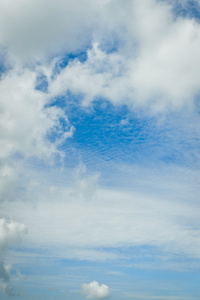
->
xmin=0 ymin=261 xmax=12 ymax=295
xmin=0 ymin=219 xmax=26 ymax=295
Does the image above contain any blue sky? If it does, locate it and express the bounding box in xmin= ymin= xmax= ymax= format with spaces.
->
xmin=0 ymin=0 xmax=200 ymax=299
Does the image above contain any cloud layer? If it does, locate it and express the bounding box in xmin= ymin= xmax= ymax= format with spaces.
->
xmin=1 ymin=162 xmax=199 ymax=261
xmin=0 ymin=0 xmax=200 ymax=299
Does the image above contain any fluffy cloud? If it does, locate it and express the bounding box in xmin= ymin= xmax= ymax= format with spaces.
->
xmin=48 ymin=0 xmax=200 ymax=113
xmin=82 ymin=281 xmax=110 ymax=299
xmin=0 ymin=262 xmax=12 ymax=295
xmin=0 ymin=218 xmax=26 ymax=295
xmin=0 ymin=218 xmax=27 ymax=253
xmin=1 ymin=0 xmax=200 ymax=113
xmin=0 ymin=0 xmax=102 ymax=61
xmin=0 ymin=261 xmax=25 ymax=296
xmin=0 ymin=69 xmax=73 ymax=160
xmin=0 ymin=67 xmax=73 ymax=204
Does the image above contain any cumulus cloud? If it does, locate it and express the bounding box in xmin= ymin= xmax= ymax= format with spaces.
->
xmin=0 ymin=67 xmax=73 ymax=204
xmin=0 ymin=218 xmax=26 ymax=295
xmin=82 ymin=281 xmax=110 ymax=299
xmin=47 ymin=0 xmax=200 ymax=113
xmin=49 ymin=42 xmax=128 ymax=106
xmin=0 ymin=0 xmax=102 ymax=61
xmin=0 ymin=262 xmax=12 ymax=295
xmin=0 ymin=218 xmax=27 ymax=253
xmin=1 ymin=0 xmax=200 ymax=119
xmin=0 ymin=69 xmax=73 ymax=160
xmin=0 ymin=64 xmax=69 ymax=295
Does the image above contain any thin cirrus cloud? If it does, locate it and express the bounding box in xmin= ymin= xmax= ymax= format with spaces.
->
xmin=0 ymin=0 xmax=200 ymax=299
xmin=1 ymin=174 xmax=199 ymax=258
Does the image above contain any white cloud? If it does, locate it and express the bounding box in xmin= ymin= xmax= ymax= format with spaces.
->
xmin=0 ymin=0 xmax=103 ymax=62
xmin=0 ymin=218 xmax=27 ymax=253
xmin=0 ymin=69 xmax=72 ymax=160
xmin=49 ymin=42 xmax=129 ymax=106
xmin=1 ymin=163 xmax=199 ymax=261
xmin=0 ymin=218 xmax=26 ymax=295
xmin=0 ymin=163 xmax=18 ymax=203
xmin=56 ymin=247 xmax=124 ymax=262
xmin=0 ymin=67 xmax=73 ymax=204
xmin=1 ymin=0 xmax=200 ymax=113
xmin=48 ymin=0 xmax=200 ymax=113
xmin=0 ymin=262 xmax=12 ymax=295
xmin=82 ymin=281 xmax=110 ymax=299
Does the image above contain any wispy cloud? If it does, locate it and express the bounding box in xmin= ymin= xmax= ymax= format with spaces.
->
xmin=124 ymin=292 xmax=199 ymax=300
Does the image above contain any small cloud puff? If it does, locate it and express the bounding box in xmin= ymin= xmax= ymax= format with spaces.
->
xmin=82 ymin=281 xmax=110 ymax=299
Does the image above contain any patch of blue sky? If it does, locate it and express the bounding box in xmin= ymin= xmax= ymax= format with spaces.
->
xmin=6 ymin=244 xmax=200 ymax=299
xmin=48 ymin=97 xmax=200 ymax=171
xmin=0 ymin=46 xmax=10 ymax=77
xmin=194 ymin=93 xmax=200 ymax=115
xmin=46 ymin=115 xmax=70 ymax=144
xmin=98 ymin=30 xmax=125 ymax=54
xmin=74 ymin=254 xmax=200 ymax=297
xmin=35 ymin=52 xmax=88 ymax=93
xmin=51 ymin=50 xmax=88 ymax=80
xmin=50 ymin=34 xmax=123 ymax=81
xmin=0 ymin=62 xmax=6 ymax=77
xmin=168 ymin=0 xmax=200 ymax=20
xmin=35 ymin=73 xmax=48 ymax=93
xmin=13 ymin=245 xmax=200 ymax=277
xmin=48 ymin=92 xmax=79 ymax=109
xmin=8 ymin=245 xmax=200 ymax=299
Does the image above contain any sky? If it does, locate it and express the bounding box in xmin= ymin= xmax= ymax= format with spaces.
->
xmin=0 ymin=0 xmax=200 ymax=299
